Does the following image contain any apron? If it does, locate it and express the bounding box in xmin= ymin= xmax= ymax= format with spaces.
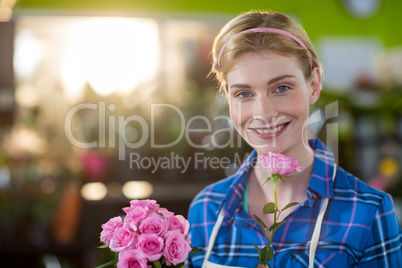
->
xmin=202 ymin=164 xmax=337 ymax=268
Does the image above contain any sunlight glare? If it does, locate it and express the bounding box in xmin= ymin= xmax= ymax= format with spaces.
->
xmin=81 ymin=182 xmax=107 ymax=201
xmin=61 ymin=17 xmax=159 ymax=97
xmin=122 ymin=180 xmax=153 ymax=199
xmin=14 ymin=30 xmax=42 ymax=78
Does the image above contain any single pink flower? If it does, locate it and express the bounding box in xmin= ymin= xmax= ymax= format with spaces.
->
xmin=137 ymin=233 xmax=164 ymax=262
xmin=139 ymin=212 xmax=168 ymax=237
xmin=117 ymin=248 xmax=148 ymax=268
xmin=100 ymin=216 xmax=123 ymax=246
xmin=127 ymin=199 xmax=159 ymax=213
xmin=110 ymin=227 xmax=137 ymax=252
xmin=165 ymin=214 xmax=190 ymax=236
xmin=163 ymin=231 xmax=192 ymax=266
xmin=123 ymin=206 xmax=149 ymax=230
xmin=259 ymin=152 xmax=302 ymax=176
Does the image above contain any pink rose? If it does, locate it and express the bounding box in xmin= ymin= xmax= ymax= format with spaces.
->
xmin=139 ymin=212 xmax=168 ymax=236
xmin=163 ymin=231 xmax=192 ymax=266
xmin=100 ymin=216 xmax=123 ymax=246
xmin=259 ymin=152 xmax=302 ymax=176
xmin=137 ymin=233 xmax=164 ymax=262
xmin=117 ymin=248 xmax=148 ymax=268
xmin=126 ymin=199 xmax=159 ymax=213
xmin=157 ymin=207 xmax=172 ymax=216
xmin=110 ymin=227 xmax=137 ymax=252
xmin=123 ymin=206 xmax=149 ymax=230
xmin=165 ymin=214 xmax=190 ymax=236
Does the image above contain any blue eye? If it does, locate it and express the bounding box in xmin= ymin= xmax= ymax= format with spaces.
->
xmin=236 ymin=91 xmax=252 ymax=98
xmin=275 ymin=85 xmax=290 ymax=93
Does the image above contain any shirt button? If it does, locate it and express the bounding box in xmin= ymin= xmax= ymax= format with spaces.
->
xmin=309 ymin=194 xmax=316 ymax=199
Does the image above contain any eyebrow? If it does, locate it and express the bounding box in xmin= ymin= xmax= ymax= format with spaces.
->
xmin=268 ymin=74 xmax=296 ymax=85
xmin=229 ymin=74 xmax=296 ymax=90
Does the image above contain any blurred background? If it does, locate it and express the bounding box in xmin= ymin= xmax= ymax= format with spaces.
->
xmin=0 ymin=0 xmax=401 ymax=267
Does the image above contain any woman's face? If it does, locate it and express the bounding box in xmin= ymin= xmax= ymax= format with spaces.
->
xmin=226 ymin=52 xmax=321 ymax=157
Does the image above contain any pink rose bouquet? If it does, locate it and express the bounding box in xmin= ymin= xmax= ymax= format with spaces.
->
xmin=97 ymin=199 xmax=202 ymax=268
xmin=253 ymin=152 xmax=302 ymax=268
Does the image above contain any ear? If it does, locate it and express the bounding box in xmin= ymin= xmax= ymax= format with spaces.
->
xmin=309 ymin=67 xmax=322 ymax=106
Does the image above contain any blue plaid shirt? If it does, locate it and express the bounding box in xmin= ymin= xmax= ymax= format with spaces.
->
xmin=186 ymin=139 xmax=402 ymax=267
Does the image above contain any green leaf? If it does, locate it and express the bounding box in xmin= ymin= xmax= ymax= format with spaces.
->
xmin=260 ymin=245 xmax=274 ymax=263
xmin=160 ymin=257 xmax=166 ymax=266
xmin=153 ymin=260 xmax=162 ymax=268
xmin=98 ymin=244 xmax=109 ymax=249
xmin=282 ymin=175 xmax=293 ymax=179
xmin=253 ymin=243 xmax=261 ymax=256
xmin=261 ymin=246 xmax=268 ymax=262
xmin=253 ymin=214 xmax=268 ymax=231
xmin=95 ymin=260 xmax=115 ymax=268
xmin=268 ymin=220 xmax=287 ymax=232
xmin=261 ymin=177 xmax=271 ymax=186
xmin=189 ymin=247 xmax=204 ymax=255
xmin=281 ymin=202 xmax=299 ymax=212
xmin=263 ymin=202 xmax=276 ymax=214
xmin=266 ymin=246 xmax=274 ymax=261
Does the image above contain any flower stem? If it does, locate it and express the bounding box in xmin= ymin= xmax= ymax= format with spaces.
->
xmin=274 ymin=176 xmax=278 ymax=218
xmin=269 ymin=175 xmax=279 ymax=246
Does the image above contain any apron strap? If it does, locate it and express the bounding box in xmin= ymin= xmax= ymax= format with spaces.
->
xmin=203 ymin=208 xmax=225 ymax=267
xmin=202 ymin=208 xmax=244 ymax=268
xmin=308 ymin=163 xmax=337 ymax=268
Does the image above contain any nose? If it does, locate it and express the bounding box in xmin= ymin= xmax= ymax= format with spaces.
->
xmin=253 ymin=95 xmax=278 ymax=121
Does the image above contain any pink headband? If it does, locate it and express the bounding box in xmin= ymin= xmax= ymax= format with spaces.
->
xmin=218 ymin=27 xmax=312 ymax=72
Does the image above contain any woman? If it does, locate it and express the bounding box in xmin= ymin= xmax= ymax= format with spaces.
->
xmin=186 ymin=10 xmax=402 ymax=268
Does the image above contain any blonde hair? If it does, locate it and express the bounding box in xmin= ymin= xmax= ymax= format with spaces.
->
xmin=211 ymin=11 xmax=322 ymax=92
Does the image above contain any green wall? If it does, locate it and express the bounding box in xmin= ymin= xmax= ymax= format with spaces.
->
xmin=15 ymin=0 xmax=402 ymax=47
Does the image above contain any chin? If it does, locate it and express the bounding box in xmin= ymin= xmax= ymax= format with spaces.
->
xmin=251 ymin=143 xmax=288 ymax=156
xmin=250 ymin=136 xmax=302 ymax=157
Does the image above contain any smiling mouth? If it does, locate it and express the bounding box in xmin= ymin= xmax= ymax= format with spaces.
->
xmin=249 ymin=122 xmax=290 ymax=135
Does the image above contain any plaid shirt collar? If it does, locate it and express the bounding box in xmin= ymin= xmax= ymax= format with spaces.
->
xmin=219 ymin=138 xmax=336 ymax=221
